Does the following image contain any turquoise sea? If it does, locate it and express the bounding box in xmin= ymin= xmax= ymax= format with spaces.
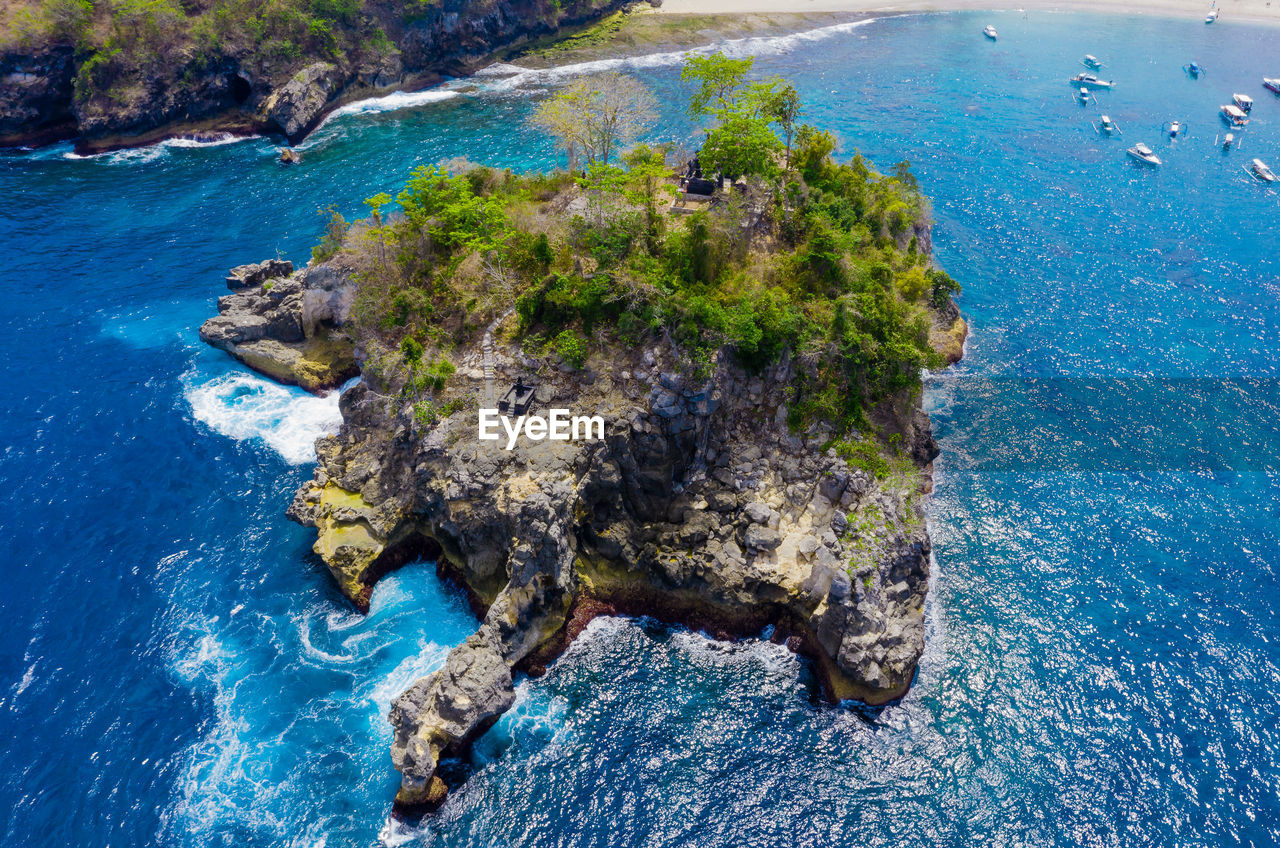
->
xmin=2 ymin=11 xmax=1279 ymax=846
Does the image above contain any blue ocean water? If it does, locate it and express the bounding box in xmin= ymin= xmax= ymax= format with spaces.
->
xmin=2 ymin=11 xmax=1279 ymax=847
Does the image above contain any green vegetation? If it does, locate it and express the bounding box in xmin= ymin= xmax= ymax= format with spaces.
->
xmin=4 ymin=0 xmax=394 ymax=110
xmin=316 ymin=53 xmax=958 ymax=440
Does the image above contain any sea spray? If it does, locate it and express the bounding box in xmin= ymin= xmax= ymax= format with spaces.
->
xmin=183 ymin=372 xmax=354 ymax=465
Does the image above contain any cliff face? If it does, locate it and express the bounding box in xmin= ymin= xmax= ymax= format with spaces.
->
xmin=0 ymin=0 xmax=629 ymax=150
xmin=269 ymin=263 xmax=949 ymax=809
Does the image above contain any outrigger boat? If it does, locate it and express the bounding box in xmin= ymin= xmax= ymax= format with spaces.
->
xmin=1070 ymin=73 xmax=1114 ymax=89
xmin=1077 ymin=86 xmax=1091 ymax=104
xmin=1164 ymin=120 xmax=1185 ymax=139
xmin=1093 ymin=114 xmax=1122 ymax=135
xmin=1218 ymin=132 xmax=1236 ymax=149
xmin=1233 ymin=93 xmax=1254 ymax=113
xmin=1127 ymin=143 xmax=1162 ymax=166
xmin=1220 ymin=104 xmax=1249 ymax=128
xmin=1083 ymin=55 xmax=1104 ymax=69
xmin=1266 ymin=78 xmax=1280 ymax=95
xmin=1250 ymin=158 xmax=1277 ymax=182
xmin=1185 ymin=62 xmax=1205 ymax=78
xmin=983 ymin=25 xmax=998 ymax=40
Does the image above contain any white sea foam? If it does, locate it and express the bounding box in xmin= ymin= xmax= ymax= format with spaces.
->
xmin=58 ymin=132 xmax=258 ymax=164
xmin=306 ymin=17 xmax=886 ymax=139
xmin=184 ymin=371 xmax=352 ymax=464
xmin=325 ymin=88 xmax=460 ymax=120
xmin=471 ymin=17 xmax=884 ymax=95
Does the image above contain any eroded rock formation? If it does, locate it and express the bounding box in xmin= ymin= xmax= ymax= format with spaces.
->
xmin=199 ymin=258 xmax=358 ymax=392
xmin=285 ymin=323 xmax=945 ymax=810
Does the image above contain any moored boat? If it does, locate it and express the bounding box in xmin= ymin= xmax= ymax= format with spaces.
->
xmin=1221 ymin=132 xmax=1235 ymax=149
xmin=1251 ymin=158 xmax=1277 ymax=182
xmin=1233 ymin=93 xmax=1254 ymax=113
xmin=1205 ymin=6 xmax=1218 ymax=23
xmin=1220 ymin=104 xmax=1249 ymax=128
xmin=1186 ymin=62 xmax=1205 ymax=78
xmin=1070 ymin=73 xmax=1114 ymax=89
xmin=983 ymin=25 xmax=998 ymax=40
xmin=1266 ymin=78 xmax=1280 ymax=94
xmin=1127 ymin=143 xmax=1162 ymax=166
xmin=1165 ymin=120 xmax=1184 ymax=139
xmin=1083 ymin=54 xmax=1103 ymax=69
xmin=1094 ymin=114 xmax=1121 ymax=135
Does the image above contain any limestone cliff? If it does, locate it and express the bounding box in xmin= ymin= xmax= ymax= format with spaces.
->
xmin=284 ymin=301 xmax=953 ymax=810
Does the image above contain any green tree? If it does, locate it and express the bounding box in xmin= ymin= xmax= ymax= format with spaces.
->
xmin=680 ymin=52 xmax=753 ymax=118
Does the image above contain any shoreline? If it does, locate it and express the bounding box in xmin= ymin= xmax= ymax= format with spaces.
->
xmin=10 ymin=2 xmax=1279 ymax=155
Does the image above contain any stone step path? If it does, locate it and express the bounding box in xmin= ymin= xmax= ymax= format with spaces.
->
xmin=482 ymin=308 xmax=514 ymax=408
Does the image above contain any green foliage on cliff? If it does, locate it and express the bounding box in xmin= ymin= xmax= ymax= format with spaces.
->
xmin=325 ymin=55 xmax=957 ymax=435
xmin=6 ymin=0 xmax=393 ymax=108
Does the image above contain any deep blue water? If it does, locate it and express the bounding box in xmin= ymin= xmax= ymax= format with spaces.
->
xmin=2 ymin=11 xmax=1279 ymax=847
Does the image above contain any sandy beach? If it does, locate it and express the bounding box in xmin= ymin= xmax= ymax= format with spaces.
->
xmin=644 ymin=0 xmax=1280 ymax=25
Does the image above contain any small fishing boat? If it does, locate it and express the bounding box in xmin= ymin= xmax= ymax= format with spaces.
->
xmin=1221 ymin=104 xmax=1249 ymax=128
xmin=1266 ymin=78 xmax=1280 ymax=94
xmin=1220 ymin=132 xmax=1235 ymax=149
xmin=1083 ymin=55 xmax=1104 ymax=69
xmin=1251 ymin=158 xmax=1277 ymax=182
xmin=1127 ymin=143 xmax=1162 ymax=166
xmin=1185 ymin=62 xmax=1205 ymax=78
xmin=1078 ymin=86 xmax=1091 ymax=104
xmin=1205 ymin=5 xmax=1219 ymax=23
xmin=983 ymin=25 xmax=998 ymax=40
xmin=1070 ymin=73 xmax=1115 ymax=89
xmin=1233 ymin=93 xmax=1254 ymax=113
xmin=1094 ymin=114 xmax=1122 ymax=135
xmin=1165 ymin=120 xmax=1185 ymax=139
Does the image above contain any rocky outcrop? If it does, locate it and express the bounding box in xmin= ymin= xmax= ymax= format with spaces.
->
xmin=929 ymin=297 xmax=968 ymax=366
xmin=260 ymin=62 xmax=339 ymax=143
xmin=200 ymin=259 xmax=358 ymax=392
xmin=288 ymin=327 xmax=942 ymax=809
xmin=0 ymin=46 xmax=75 ymax=146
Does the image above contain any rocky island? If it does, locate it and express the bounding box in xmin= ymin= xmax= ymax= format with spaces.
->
xmin=199 ymin=55 xmax=965 ymax=813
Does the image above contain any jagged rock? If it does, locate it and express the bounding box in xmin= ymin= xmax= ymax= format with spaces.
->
xmin=226 ymin=259 xmax=293 ymax=291
xmin=200 ymin=260 xmax=357 ymax=392
xmin=261 ymin=62 xmax=339 ymax=142
xmin=282 ymin=325 xmax=944 ymax=807
xmin=389 ymin=635 xmax=515 ymax=809
xmin=0 ymin=47 xmax=75 ymax=145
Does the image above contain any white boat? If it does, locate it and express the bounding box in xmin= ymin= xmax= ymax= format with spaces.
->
xmin=1221 ymin=132 xmax=1235 ymax=149
xmin=1251 ymin=158 xmax=1277 ymax=182
xmin=1221 ymin=104 xmax=1249 ymax=127
xmin=983 ymin=25 xmax=998 ymax=40
xmin=1205 ymin=6 xmax=1219 ymax=22
xmin=1233 ymin=93 xmax=1254 ymax=113
xmin=1166 ymin=120 xmax=1184 ymax=139
xmin=1069 ymin=73 xmax=1115 ymax=89
xmin=1266 ymin=78 xmax=1280 ymax=95
xmin=1083 ymin=55 xmax=1103 ymax=69
xmin=1078 ymin=86 xmax=1091 ymax=103
xmin=1094 ymin=114 xmax=1121 ymax=135
xmin=1127 ymin=143 xmax=1162 ymax=166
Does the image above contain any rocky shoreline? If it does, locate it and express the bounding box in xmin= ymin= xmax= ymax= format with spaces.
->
xmin=1 ymin=0 xmax=635 ymax=152
xmin=198 ymin=251 xmax=966 ymax=812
